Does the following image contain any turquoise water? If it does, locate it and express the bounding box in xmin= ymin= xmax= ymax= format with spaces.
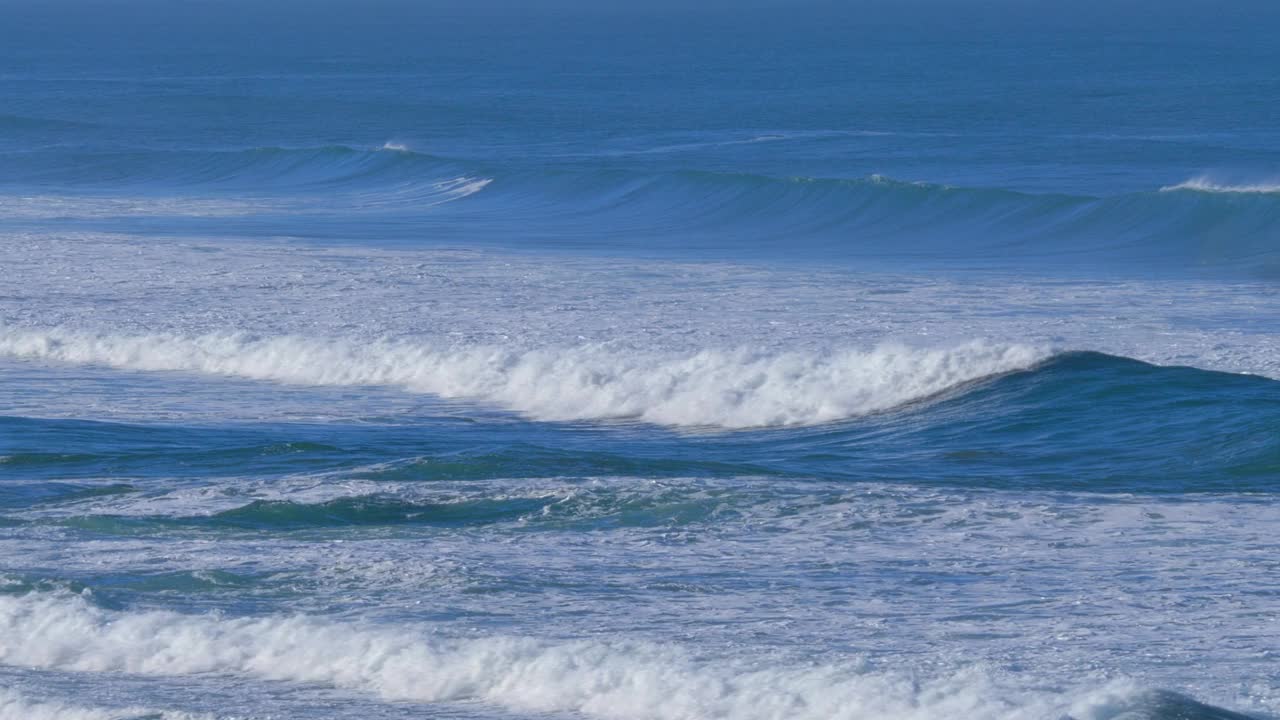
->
xmin=1 ymin=3 xmax=1279 ymax=719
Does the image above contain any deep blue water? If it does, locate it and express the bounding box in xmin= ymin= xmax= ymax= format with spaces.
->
xmin=0 ymin=3 xmax=1278 ymax=719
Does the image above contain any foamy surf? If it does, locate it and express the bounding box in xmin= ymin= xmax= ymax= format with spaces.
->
xmin=432 ymin=175 xmax=492 ymax=200
xmin=0 ymin=687 xmax=209 ymax=720
xmin=0 ymin=195 xmax=270 ymax=219
xmin=0 ymin=326 xmax=1049 ymax=428
xmin=0 ymin=592 xmax=1195 ymax=720
xmin=1159 ymin=177 xmax=1280 ymax=194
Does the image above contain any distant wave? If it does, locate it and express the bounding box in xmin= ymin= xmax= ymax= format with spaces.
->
xmin=1160 ymin=177 xmax=1280 ymax=194
xmin=4 ymin=145 xmax=1278 ymax=270
xmin=0 ymin=144 xmax=476 ymax=194
xmin=0 ymin=325 xmax=1048 ymax=428
xmin=0 ymin=591 xmax=1254 ymax=720
xmin=592 ymin=130 xmax=900 ymax=157
xmin=0 ymin=145 xmax=492 ymax=216
xmin=501 ymin=169 xmax=1280 ymax=269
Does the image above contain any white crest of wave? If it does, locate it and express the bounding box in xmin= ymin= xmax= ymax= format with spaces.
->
xmin=433 ymin=175 xmax=492 ymax=199
xmin=1159 ymin=177 xmax=1280 ymax=194
xmin=379 ymin=141 xmax=411 ymax=152
xmin=0 ymin=592 xmax=1160 ymax=720
xmin=0 ymin=687 xmax=208 ymax=720
xmin=0 ymin=326 xmax=1048 ymax=428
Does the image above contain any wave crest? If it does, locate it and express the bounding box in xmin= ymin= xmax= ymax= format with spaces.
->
xmin=1159 ymin=177 xmax=1280 ymax=194
xmin=0 ymin=592 xmax=1233 ymax=720
xmin=0 ymin=326 xmax=1048 ymax=428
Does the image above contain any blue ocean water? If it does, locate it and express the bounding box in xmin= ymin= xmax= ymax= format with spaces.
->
xmin=1 ymin=2 xmax=1279 ymax=719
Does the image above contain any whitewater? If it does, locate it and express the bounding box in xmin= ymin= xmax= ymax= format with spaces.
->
xmin=3 ymin=232 xmax=1277 ymax=718
xmin=0 ymin=590 xmax=1261 ymax=720
xmin=3 ymin=3 xmax=1280 ymax=720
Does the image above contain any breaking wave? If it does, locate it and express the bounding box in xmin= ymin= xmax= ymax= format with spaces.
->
xmin=4 ymin=351 xmax=1276 ymax=494
xmin=0 ymin=325 xmax=1048 ymax=428
xmin=0 ymin=592 xmax=1255 ymax=720
xmin=1160 ymin=177 xmax=1280 ymax=194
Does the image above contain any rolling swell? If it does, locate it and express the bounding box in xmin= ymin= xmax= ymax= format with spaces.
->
xmin=0 ymin=145 xmax=463 ymax=190
xmin=2 ymin=144 xmax=1277 ymax=272
xmin=473 ymin=170 xmax=1280 ymax=270
xmin=50 ymin=488 xmax=744 ymax=535
xmin=0 ymin=145 xmax=491 ymax=216
xmin=813 ymin=351 xmax=1280 ymax=492
xmin=2 ymin=348 xmax=1278 ymax=494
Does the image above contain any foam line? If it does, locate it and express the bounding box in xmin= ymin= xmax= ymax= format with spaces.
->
xmin=1159 ymin=177 xmax=1280 ymax=194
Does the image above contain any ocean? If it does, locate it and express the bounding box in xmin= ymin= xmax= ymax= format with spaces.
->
xmin=1 ymin=2 xmax=1278 ymax=718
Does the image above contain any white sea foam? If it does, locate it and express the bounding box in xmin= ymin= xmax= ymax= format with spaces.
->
xmin=0 ymin=195 xmax=269 ymax=219
xmin=432 ymin=175 xmax=492 ymax=200
xmin=0 ymin=592 xmax=1167 ymax=720
xmin=0 ymin=687 xmax=208 ymax=720
xmin=350 ymin=175 xmax=492 ymax=209
xmin=1159 ymin=177 xmax=1280 ymax=194
xmin=379 ymin=141 xmax=411 ymax=152
xmin=0 ymin=326 xmax=1047 ymax=428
